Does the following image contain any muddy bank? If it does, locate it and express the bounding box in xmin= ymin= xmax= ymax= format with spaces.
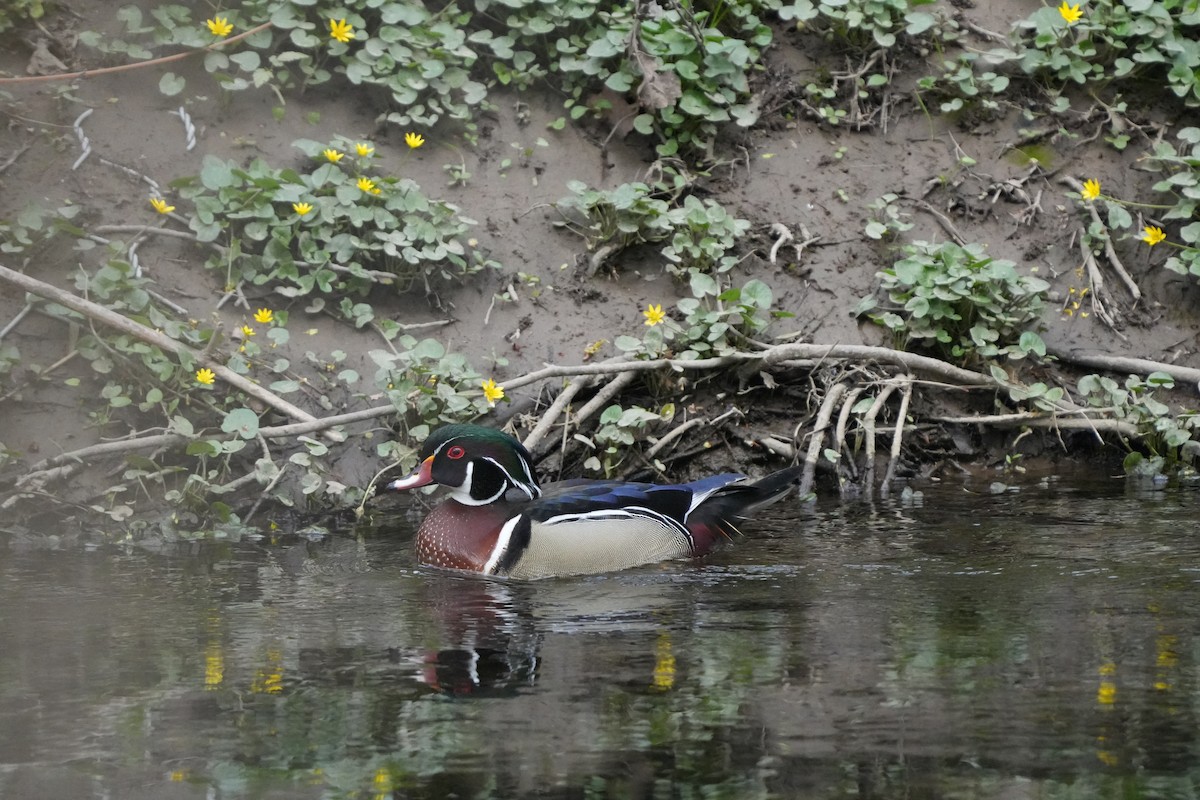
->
xmin=2 ymin=1 xmax=1199 ymax=536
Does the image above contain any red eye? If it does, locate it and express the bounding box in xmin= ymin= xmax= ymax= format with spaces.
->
xmin=446 ymin=445 xmax=466 ymax=460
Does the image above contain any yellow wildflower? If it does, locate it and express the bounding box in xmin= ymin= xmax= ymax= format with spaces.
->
xmin=329 ymin=18 xmax=355 ymax=43
xmin=240 ymin=325 xmax=256 ymax=338
xmin=322 ymin=148 xmax=344 ymax=164
xmin=254 ymin=308 xmax=274 ymax=324
xmin=1081 ymin=179 xmax=1100 ymax=201
xmin=355 ymin=142 xmax=374 ymax=157
xmin=481 ymin=378 xmax=505 ymax=407
xmin=195 ymin=368 xmax=216 ymax=385
xmin=1058 ymin=1 xmax=1082 ymax=24
xmin=205 ymin=16 xmax=233 ymax=37
xmin=405 ymin=132 xmax=425 ymax=149
xmin=357 ymin=176 xmax=377 ymax=194
xmin=1141 ymin=226 xmax=1166 ymax=246
xmin=643 ymin=303 xmax=666 ymax=327
xmin=292 ymin=201 xmax=313 ymax=216
xmin=150 ymin=196 xmax=175 ymax=214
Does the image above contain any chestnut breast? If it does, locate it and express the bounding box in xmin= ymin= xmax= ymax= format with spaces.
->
xmin=416 ymin=500 xmax=514 ymax=572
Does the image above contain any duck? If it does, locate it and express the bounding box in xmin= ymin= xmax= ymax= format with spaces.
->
xmin=385 ymin=423 xmax=801 ymax=580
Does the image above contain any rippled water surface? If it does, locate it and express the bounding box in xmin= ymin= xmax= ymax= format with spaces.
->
xmin=3 ymin=474 xmax=1200 ymax=799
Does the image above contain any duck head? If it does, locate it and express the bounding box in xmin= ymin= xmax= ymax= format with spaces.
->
xmin=387 ymin=424 xmax=541 ymax=506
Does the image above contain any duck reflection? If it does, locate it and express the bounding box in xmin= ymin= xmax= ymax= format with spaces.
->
xmin=415 ymin=575 xmax=539 ymax=697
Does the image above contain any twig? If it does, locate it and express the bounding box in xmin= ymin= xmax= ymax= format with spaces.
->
xmin=913 ymin=199 xmax=967 ymax=245
xmin=862 ymin=382 xmax=898 ymax=498
xmin=572 ymin=369 xmax=638 ymax=429
xmin=768 ymin=223 xmax=794 ymax=264
xmin=0 ymin=22 xmax=276 ymax=84
xmin=523 ymin=377 xmax=591 ymax=452
xmin=833 ymin=386 xmax=865 ymax=487
xmin=0 ymin=142 xmax=31 ymax=175
xmin=1075 ymin=229 xmax=1121 ymax=331
xmin=0 ymin=301 xmax=33 ymax=341
xmin=934 ymin=413 xmax=1138 ymax=436
xmin=1048 ymin=349 xmax=1200 ymax=391
xmin=1060 ymin=175 xmax=1142 ymax=301
xmin=798 ymin=383 xmax=847 ymax=500
xmin=879 ymin=376 xmax=913 ymax=498
xmin=0 ymin=264 xmax=318 ymax=426
xmin=646 ymin=407 xmax=741 ymax=461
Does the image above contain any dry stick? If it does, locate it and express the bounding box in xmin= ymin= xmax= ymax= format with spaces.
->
xmin=571 ymin=369 xmax=638 ymax=429
xmin=1074 ymin=232 xmax=1120 ymax=331
xmin=523 ymin=377 xmax=591 ymax=453
xmin=1060 ymin=176 xmax=1142 ymax=301
xmin=1048 ymin=349 xmax=1200 ymax=391
xmin=646 ymin=407 xmax=741 ymax=462
xmin=862 ymin=382 xmax=898 ymax=499
xmin=0 ymin=22 xmax=276 ymax=85
xmin=879 ymin=376 xmax=913 ymax=499
xmin=913 ymin=199 xmax=968 ymax=245
xmin=0 ymin=301 xmax=33 ymax=341
xmin=834 ymin=386 xmax=865 ymax=487
xmin=0 ymin=264 xmax=318 ymax=425
xmin=934 ymin=413 xmax=1138 ymax=436
xmin=798 ymin=383 xmax=847 ymax=500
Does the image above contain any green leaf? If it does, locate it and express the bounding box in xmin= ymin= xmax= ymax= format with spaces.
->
xmin=221 ymin=408 xmax=260 ymax=440
xmin=1018 ymin=331 xmax=1046 ymax=357
xmin=159 ymin=72 xmax=186 ymax=96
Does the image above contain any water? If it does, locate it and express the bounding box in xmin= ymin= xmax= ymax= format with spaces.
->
xmin=2 ymin=474 xmax=1200 ymax=799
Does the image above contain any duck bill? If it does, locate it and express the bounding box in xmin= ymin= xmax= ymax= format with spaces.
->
xmin=387 ymin=455 xmax=435 ymax=492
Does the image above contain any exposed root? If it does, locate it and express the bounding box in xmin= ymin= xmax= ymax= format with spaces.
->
xmin=797 ymin=382 xmax=846 ymax=500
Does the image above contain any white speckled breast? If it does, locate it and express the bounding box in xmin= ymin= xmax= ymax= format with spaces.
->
xmin=416 ymin=500 xmax=511 ymax=572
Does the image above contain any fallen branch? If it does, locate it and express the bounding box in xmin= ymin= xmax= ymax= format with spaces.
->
xmin=798 ymin=383 xmax=846 ymax=499
xmin=1060 ymin=175 xmax=1142 ymax=302
xmin=0 ymin=263 xmax=318 ymax=426
xmin=0 ymin=22 xmax=275 ymax=85
xmin=1048 ymin=349 xmax=1200 ymax=391
xmin=862 ymin=382 xmax=899 ymax=499
xmin=879 ymin=376 xmax=913 ymax=498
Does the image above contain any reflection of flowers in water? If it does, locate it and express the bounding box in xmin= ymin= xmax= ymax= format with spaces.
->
xmin=1094 ymin=661 xmax=1117 ymax=766
xmin=252 ymin=646 xmax=285 ymax=694
xmin=204 ymin=643 xmax=224 ymax=688
xmin=372 ymin=767 xmax=393 ymax=800
xmin=1096 ymin=661 xmax=1117 ymax=706
xmin=652 ymin=631 xmax=675 ymax=691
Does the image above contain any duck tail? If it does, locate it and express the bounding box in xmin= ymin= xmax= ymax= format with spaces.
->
xmin=687 ymin=465 xmax=803 ymax=553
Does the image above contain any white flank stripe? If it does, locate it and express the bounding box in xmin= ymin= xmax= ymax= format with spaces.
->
xmin=484 ymin=516 xmax=523 ymax=575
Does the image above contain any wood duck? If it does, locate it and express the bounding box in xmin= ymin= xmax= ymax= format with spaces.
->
xmin=386 ymin=423 xmax=802 ymax=580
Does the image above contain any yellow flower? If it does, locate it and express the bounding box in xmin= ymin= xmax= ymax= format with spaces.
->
xmin=1081 ymin=179 xmax=1100 ymax=201
xmin=150 ymin=196 xmax=175 ymax=214
xmin=205 ymin=16 xmax=233 ymax=37
xmin=357 ymin=176 xmax=377 ymax=194
xmin=292 ymin=201 xmax=313 ymax=216
xmin=195 ymin=368 xmax=216 ymax=385
xmin=355 ymin=142 xmax=374 ymax=157
xmin=1058 ymin=1 xmax=1082 ymax=24
xmin=481 ymin=378 xmax=505 ymax=407
xmin=405 ymin=132 xmax=425 ymax=149
xmin=240 ymin=325 xmax=256 ymax=338
xmin=254 ymin=308 xmax=274 ymax=324
xmin=329 ymin=18 xmax=355 ymax=43
xmin=1141 ymin=225 xmax=1166 ymax=246
xmin=322 ymin=148 xmax=344 ymax=163
xmin=643 ymin=303 xmax=666 ymax=327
